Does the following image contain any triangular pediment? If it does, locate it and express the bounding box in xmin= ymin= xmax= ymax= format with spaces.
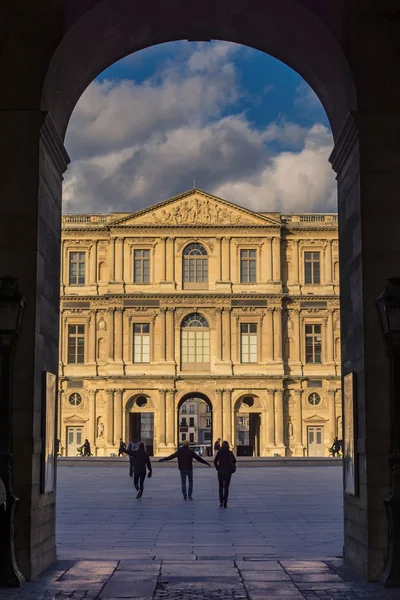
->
xmin=64 ymin=414 xmax=89 ymax=423
xmin=110 ymin=189 xmax=281 ymax=227
xmin=303 ymin=413 xmax=328 ymax=423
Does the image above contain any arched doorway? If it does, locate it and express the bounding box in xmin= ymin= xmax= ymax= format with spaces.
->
xmin=125 ymin=394 xmax=155 ymax=456
xmin=177 ymin=393 xmax=213 ymax=457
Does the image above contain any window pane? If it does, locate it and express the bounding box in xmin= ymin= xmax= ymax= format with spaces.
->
xmin=249 ymin=324 xmax=257 ymax=333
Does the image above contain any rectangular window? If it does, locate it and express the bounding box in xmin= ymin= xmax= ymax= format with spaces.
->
xmin=182 ymin=433 xmax=186 ymax=441
xmin=240 ymin=323 xmax=258 ymax=363
xmin=206 ymin=418 xmax=211 ymax=428
xmin=69 ymin=252 xmax=86 ymax=285
xmin=189 ymin=417 xmax=195 ymax=427
xmin=181 ymin=405 xmax=187 ymax=413
xmin=181 ymin=418 xmax=187 ymax=426
xmin=134 ymin=249 xmax=150 ymax=283
xmin=181 ymin=330 xmax=210 ymax=368
xmin=189 ymin=433 xmax=194 ymax=443
xmin=240 ymin=249 xmax=257 ymax=283
xmin=133 ymin=323 xmax=150 ymax=363
xmin=67 ymin=325 xmax=85 ymax=364
xmin=305 ymin=324 xmax=322 ymax=363
xmin=189 ymin=405 xmax=194 ymax=413
xmin=304 ymin=252 xmax=321 ymax=284
xmin=204 ymin=432 xmax=211 ymax=441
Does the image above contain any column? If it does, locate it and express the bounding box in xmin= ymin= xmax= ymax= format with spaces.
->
xmin=216 ymin=308 xmax=223 ymax=360
xmin=273 ymin=308 xmax=282 ymax=360
xmin=89 ymin=309 xmax=96 ymax=363
xmin=327 ymin=240 xmax=333 ymax=283
xmin=274 ymin=389 xmax=284 ymax=450
xmin=107 ymin=308 xmax=114 ymax=360
xmin=115 ymin=238 xmax=123 ymax=281
xmin=328 ymin=390 xmax=336 ymax=443
xmin=106 ymin=389 xmax=115 ymax=446
xmin=158 ymin=389 xmax=167 ymax=447
xmin=162 ymin=237 xmax=167 ymax=281
xmin=88 ymin=390 xmax=96 ymax=450
xmin=160 ymin=308 xmax=167 ymax=360
xmin=265 ymin=309 xmax=274 ymax=361
xmin=223 ymin=309 xmax=232 ymax=362
xmin=167 ymin=308 xmax=175 ymax=361
xmin=166 ymin=388 xmax=176 ymax=448
xmin=326 ymin=310 xmax=334 ymax=363
xmin=222 ymin=389 xmax=232 ymax=444
xmin=217 ymin=237 xmax=223 ymax=280
xmin=89 ymin=241 xmax=97 ymax=285
xmin=109 ymin=238 xmax=115 ymax=280
xmin=293 ymin=240 xmax=300 ymax=283
xmin=165 ymin=237 xmax=175 ymax=282
xmin=114 ymin=308 xmax=123 ymax=361
xmin=261 ymin=241 xmax=269 ymax=282
xmin=58 ymin=389 xmax=63 ymax=452
xmin=269 ymin=238 xmax=274 ymax=281
xmin=294 ymin=390 xmax=304 ymax=455
xmin=214 ymin=389 xmax=224 ymax=442
xmin=272 ymin=237 xmax=281 ymax=281
xmin=222 ymin=237 xmax=230 ymax=281
xmin=114 ymin=389 xmax=123 ymax=443
xmin=266 ymin=389 xmax=275 ymax=448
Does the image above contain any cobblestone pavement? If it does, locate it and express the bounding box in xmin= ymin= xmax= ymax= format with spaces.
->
xmin=1 ymin=466 xmax=400 ymax=598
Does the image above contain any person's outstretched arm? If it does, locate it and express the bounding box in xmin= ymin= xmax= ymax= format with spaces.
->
xmin=193 ymin=452 xmax=211 ymax=466
xmin=146 ymin=454 xmax=152 ymax=476
xmin=121 ymin=448 xmax=135 ymax=457
xmin=159 ymin=451 xmax=178 ymax=462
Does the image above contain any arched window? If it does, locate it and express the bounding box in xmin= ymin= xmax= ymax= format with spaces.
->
xmin=181 ymin=313 xmax=210 ymax=370
xmin=182 ymin=243 xmax=208 ymax=288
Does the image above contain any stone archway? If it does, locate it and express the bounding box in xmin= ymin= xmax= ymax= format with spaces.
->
xmin=177 ymin=392 xmax=213 ymax=457
xmin=1 ymin=0 xmax=399 ymax=584
xmin=125 ymin=394 xmax=155 ymax=456
xmin=233 ymin=395 xmax=266 ymax=457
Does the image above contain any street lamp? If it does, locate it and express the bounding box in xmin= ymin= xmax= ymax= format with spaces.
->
xmin=0 ymin=276 xmax=25 ymax=586
xmin=377 ymin=277 xmax=400 ymax=586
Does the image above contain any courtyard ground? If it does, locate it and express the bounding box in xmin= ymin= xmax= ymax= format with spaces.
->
xmin=3 ymin=464 xmax=400 ymax=599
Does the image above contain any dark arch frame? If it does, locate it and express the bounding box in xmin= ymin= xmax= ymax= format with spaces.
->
xmin=177 ymin=392 xmax=213 ymax=454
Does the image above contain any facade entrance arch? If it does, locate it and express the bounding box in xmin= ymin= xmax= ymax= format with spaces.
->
xmin=1 ymin=0 xmax=399 ymax=584
xmin=125 ymin=394 xmax=155 ymax=456
xmin=177 ymin=393 xmax=213 ymax=457
xmin=234 ymin=395 xmax=266 ymax=457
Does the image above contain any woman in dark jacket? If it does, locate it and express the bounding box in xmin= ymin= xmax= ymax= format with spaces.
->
xmin=122 ymin=442 xmax=152 ymax=499
xmin=214 ymin=441 xmax=236 ymax=508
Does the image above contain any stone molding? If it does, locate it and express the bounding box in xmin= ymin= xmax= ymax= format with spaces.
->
xmin=40 ymin=112 xmax=70 ymax=175
xmin=329 ymin=112 xmax=359 ymax=175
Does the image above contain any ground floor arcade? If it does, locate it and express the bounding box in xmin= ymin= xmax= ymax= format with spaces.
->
xmin=59 ymin=377 xmax=342 ymax=458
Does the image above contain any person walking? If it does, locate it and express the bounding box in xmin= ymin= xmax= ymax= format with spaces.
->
xmin=213 ymin=438 xmax=221 ymax=456
xmin=214 ymin=440 xmax=236 ymax=508
xmin=126 ymin=438 xmax=138 ymax=477
xmin=118 ymin=438 xmax=126 ymax=457
xmin=159 ymin=439 xmax=211 ymax=500
xmin=122 ymin=442 xmax=152 ymax=499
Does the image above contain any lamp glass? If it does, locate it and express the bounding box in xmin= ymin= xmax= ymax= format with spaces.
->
xmin=0 ymin=300 xmax=20 ymax=334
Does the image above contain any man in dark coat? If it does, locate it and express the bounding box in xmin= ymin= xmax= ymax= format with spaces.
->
xmin=122 ymin=442 xmax=152 ymax=499
xmin=159 ymin=440 xmax=211 ymax=500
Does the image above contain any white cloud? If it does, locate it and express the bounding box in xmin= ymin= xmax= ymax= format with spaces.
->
xmin=63 ymin=42 xmax=336 ymax=215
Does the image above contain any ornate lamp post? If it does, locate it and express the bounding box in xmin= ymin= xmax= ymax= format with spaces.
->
xmin=377 ymin=277 xmax=400 ymax=586
xmin=0 ymin=276 xmax=25 ymax=586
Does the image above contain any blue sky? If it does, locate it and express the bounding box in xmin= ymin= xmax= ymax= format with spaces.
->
xmin=64 ymin=41 xmax=335 ymax=214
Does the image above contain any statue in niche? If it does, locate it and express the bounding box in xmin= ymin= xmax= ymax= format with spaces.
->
xmin=287 ymin=418 xmax=294 ymax=439
xmin=97 ymin=419 xmax=104 ymax=438
xmin=98 ymin=318 xmax=106 ymax=331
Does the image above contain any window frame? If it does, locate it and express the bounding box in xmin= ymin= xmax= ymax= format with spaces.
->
xmin=133 ymin=322 xmax=151 ymax=364
xmin=67 ymin=324 xmax=86 ymax=364
xmin=133 ymin=248 xmax=151 ymax=284
xmin=181 ymin=313 xmax=210 ymax=371
xmin=240 ymin=248 xmax=257 ymax=283
xmin=68 ymin=251 xmax=86 ymax=286
xmin=240 ymin=322 xmax=258 ymax=363
xmin=305 ymin=323 xmax=323 ymax=364
xmin=304 ymin=251 xmax=321 ymax=285
xmin=182 ymin=243 xmax=208 ymax=289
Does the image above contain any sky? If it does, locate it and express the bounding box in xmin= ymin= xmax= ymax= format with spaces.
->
xmin=63 ymin=41 xmax=336 ymax=215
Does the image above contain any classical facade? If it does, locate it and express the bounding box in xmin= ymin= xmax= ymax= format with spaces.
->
xmin=58 ymin=189 xmax=341 ymax=458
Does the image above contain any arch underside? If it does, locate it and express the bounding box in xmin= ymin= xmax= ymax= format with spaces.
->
xmin=43 ymin=0 xmax=356 ymax=140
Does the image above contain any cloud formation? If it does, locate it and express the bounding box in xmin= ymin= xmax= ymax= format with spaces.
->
xmin=63 ymin=42 xmax=336 ymax=215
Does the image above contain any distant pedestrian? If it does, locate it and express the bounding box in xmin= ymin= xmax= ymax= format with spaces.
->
xmin=82 ymin=439 xmax=91 ymax=456
xmin=127 ymin=439 xmax=139 ymax=477
xmin=122 ymin=442 xmax=152 ymax=499
xmin=118 ymin=438 xmax=126 ymax=457
xmin=214 ymin=441 xmax=236 ymax=508
xmin=159 ymin=440 xmax=211 ymax=500
xmin=213 ymin=438 xmax=221 ymax=456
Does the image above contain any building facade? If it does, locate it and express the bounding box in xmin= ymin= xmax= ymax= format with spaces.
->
xmin=58 ymin=189 xmax=341 ymax=457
